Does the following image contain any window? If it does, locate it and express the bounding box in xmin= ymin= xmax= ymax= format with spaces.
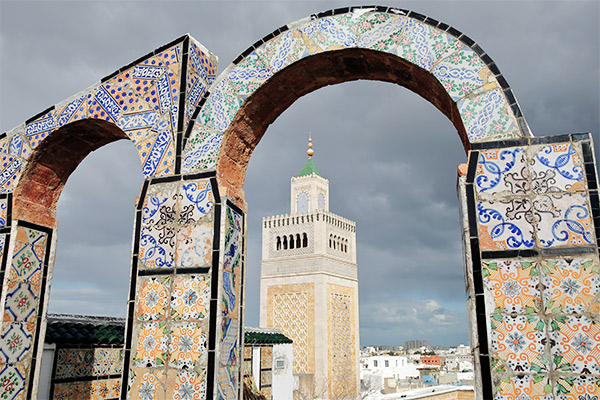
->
xmin=385 ymin=360 xmax=389 ymax=367
xmin=275 ymin=359 xmax=285 ymax=369
xmin=373 ymin=360 xmax=378 ymax=367
xmin=276 ymin=236 xmax=281 ymax=250
xmin=302 ymin=233 xmax=308 ymax=247
xmin=318 ymin=193 xmax=325 ymax=210
xmin=297 ymin=192 xmax=308 ymax=213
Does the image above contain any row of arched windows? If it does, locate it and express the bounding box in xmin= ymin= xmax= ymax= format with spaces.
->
xmin=329 ymin=234 xmax=348 ymax=253
xmin=276 ymin=233 xmax=308 ymax=250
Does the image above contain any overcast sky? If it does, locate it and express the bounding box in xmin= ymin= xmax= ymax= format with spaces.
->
xmin=1 ymin=1 xmax=598 ymax=347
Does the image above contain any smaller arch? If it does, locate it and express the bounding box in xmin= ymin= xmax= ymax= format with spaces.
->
xmin=276 ymin=236 xmax=281 ymax=251
xmin=296 ymin=234 xmax=301 ymax=248
xmin=289 ymin=234 xmax=295 ymax=249
xmin=283 ymin=236 xmax=288 ymax=250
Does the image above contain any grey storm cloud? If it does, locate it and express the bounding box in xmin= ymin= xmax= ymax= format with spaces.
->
xmin=1 ymin=1 xmax=598 ymax=347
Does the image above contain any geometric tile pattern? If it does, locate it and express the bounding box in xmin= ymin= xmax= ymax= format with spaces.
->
xmin=466 ymin=133 xmax=600 ymax=399
xmin=55 ymin=348 xmax=124 ymax=379
xmin=139 ymin=180 xmax=214 ymax=270
xmin=217 ymin=204 xmax=244 ymax=400
xmin=272 ymin=291 xmax=310 ymax=374
xmin=474 ymin=142 xmax=594 ymax=250
xmin=127 ymin=177 xmax=216 ymax=399
xmin=0 ymin=224 xmax=50 ymax=400
xmin=327 ymin=286 xmax=356 ymax=400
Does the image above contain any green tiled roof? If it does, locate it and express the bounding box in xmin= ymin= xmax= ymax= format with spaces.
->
xmin=298 ymin=158 xmax=321 ymax=177
xmin=45 ymin=314 xmax=125 ymax=346
xmin=244 ymin=327 xmax=292 ymax=345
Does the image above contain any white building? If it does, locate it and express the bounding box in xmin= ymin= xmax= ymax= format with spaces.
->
xmin=260 ymin=137 xmax=360 ymax=399
xmin=361 ymin=355 xmax=420 ymax=387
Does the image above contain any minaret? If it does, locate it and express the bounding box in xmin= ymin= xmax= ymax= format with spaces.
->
xmin=259 ymin=136 xmax=360 ymax=399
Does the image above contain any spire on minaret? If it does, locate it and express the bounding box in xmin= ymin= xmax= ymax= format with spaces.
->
xmin=298 ymin=133 xmax=321 ymax=177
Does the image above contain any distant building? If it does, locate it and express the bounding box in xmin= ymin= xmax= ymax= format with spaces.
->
xmin=260 ymin=137 xmax=359 ymax=399
xmin=404 ymin=340 xmax=430 ymax=351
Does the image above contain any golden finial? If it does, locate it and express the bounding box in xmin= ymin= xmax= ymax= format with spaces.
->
xmin=307 ymin=133 xmax=314 ymax=158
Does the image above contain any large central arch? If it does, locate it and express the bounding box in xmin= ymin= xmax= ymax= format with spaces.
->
xmin=0 ymin=6 xmax=598 ymax=400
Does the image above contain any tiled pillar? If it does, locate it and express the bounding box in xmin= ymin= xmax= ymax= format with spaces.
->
xmin=123 ymin=173 xmax=244 ymax=400
xmin=0 ymin=200 xmax=56 ymax=400
xmin=461 ymin=133 xmax=600 ymax=398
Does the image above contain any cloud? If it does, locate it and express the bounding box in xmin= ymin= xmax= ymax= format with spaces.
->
xmin=1 ymin=1 xmax=598 ymax=348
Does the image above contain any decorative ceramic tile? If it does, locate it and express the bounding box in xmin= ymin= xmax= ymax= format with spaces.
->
xmin=139 ymin=224 xmax=175 ymax=269
xmin=133 ymin=322 xmax=169 ymax=367
xmin=357 ymin=14 xmax=407 ymax=52
xmin=56 ymin=93 xmax=88 ymax=128
xmin=494 ymin=375 xmax=553 ymax=400
xmin=184 ymin=76 xmax=204 ymax=129
xmin=550 ymin=315 xmax=600 ymax=375
xmin=541 ymin=257 xmax=599 ymax=314
xmin=182 ymin=125 xmax=223 ymax=173
xmin=178 ymin=180 xmax=214 ymax=224
xmin=477 ymin=199 xmax=535 ymax=250
xmin=255 ymin=29 xmax=308 ymax=74
xmin=217 ymin=366 xmax=237 ymax=400
xmin=530 ymin=143 xmax=585 ymax=193
xmin=260 ymin=347 xmax=272 ymax=369
xmin=475 ymin=147 xmax=529 ymax=196
xmin=533 ymin=193 xmax=594 ymax=247
xmin=483 ymin=260 xmax=540 ymax=314
xmin=0 ymin=364 xmax=26 ymax=400
xmin=3 ymin=282 xmax=39 ymax=322
xmin=554 ymin=375 xmax=600 ymax=399
xmin=168 ymin=322 xmax=207 ymax=369
xmin=25 ymin=108 xmax=56 ymax=149
xmin=136 ymin=276 xmax=171 ymax=321
xmin=300 ymin=17 xmax=357 ymax=55
xmin=0 ymin=154 xmax=22 ymax=193
xmin=8 ymin=134 xmax=30 ymax=160
xmin=227 ymin=51 xmax=272 ymax=100
xmin=260 ymin=370 xmax=272 ymax=387
xmin=222 ymin=270 xmax=238 ymax=319
xmin=0 ymin=322 xmax=34 ymax=364
xmin=433 ymin=48 xmax=493 ymax=101
xmin=53 ymin=382 xmax=70 ymax=400
xmin=261 ymin=386 xmax=272 ymax=399
xmin=490 ymin=314 xmax=548 ymax=374
xmin=224 ymin=206 xmax=242 ymax=272
xmin=175 ymin=223 xmax=212 ymax=268
xmin=139 ymin=129 xmax=175 ymax=178
xmin=142 ymin=182 xmax=178 ymax=226
xmin=9 ymin=243 xmax=43 ymax=285
xmin=197 ymin=79 xmax=243 ymax=134
xmin=395 ymin=19 xmax=454 ymax=71
xmin=458 ymin=88 xmax=518 ymax=142
xmin=128 ymin=367 xmax=166 ymax=400
xmin=189 ymin=40 xmax=217 ymax=84
xmin=166 ymin=370 xmax=206 ymax=400
xmin=171 ymin=275 xmax=210 ymax=320
xmin=220 ymin=318 xmax=239 ymax=367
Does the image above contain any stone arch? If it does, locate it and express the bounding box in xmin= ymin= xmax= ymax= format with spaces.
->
xmin=181 ymin=6 xmax=530 ymax=201
xmin=0 ymin=5 xmax=598 ymax=400
xmin=12 ymin=119 xmax=128 ymax=228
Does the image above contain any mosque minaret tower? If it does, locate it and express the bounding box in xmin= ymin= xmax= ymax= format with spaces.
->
xmin=259 ymin=136 xmax=359 ymax=399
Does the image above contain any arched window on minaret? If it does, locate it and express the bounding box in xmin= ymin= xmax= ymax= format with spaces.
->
xmin=277 ymin=236 xmax=281 ymax=251
xmin=283 ymin=236 xmax=288 ymax=250
xmin=296 ymin=234 xmax=301 ymax=248
xmin=303 ymin=233 xmax=308 ymax=248
xmin=289 ymin=234 xmax=295 ymax=249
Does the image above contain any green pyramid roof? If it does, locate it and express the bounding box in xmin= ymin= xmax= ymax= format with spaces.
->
xmin=298 ymin=158 xmax=321 ymax=177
